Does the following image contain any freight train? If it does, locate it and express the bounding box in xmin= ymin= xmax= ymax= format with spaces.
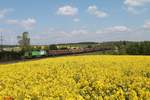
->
xmin=23 ymin=47 xmax=111 ymax=59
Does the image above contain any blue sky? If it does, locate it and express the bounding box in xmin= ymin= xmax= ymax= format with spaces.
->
xmin=0 ymin=0 xmax=150 ymax=45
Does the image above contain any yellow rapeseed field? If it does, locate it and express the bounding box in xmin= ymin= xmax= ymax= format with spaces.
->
xmin=0 ymin=55 xmax=150 ymax=100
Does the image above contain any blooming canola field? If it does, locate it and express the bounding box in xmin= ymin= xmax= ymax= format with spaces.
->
xmin=0 ymin=55 xmax=150 ymax=100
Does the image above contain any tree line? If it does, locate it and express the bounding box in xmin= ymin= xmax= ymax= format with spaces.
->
xmin=126 ymin=41 xmax=150 ymax=55
xmin=98 ymin=41 xmax=150 ymax=55
xmin=1 ymin=31 xmax=150 ymax=61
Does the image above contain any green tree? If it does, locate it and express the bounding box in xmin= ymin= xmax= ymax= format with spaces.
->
xmin=49 ymin=44 xmax=58 ymax=50
xmin=126 ymin=43 xmax=140 ymax=55
xmin=87 ymin=45 xmax=92 ymax=48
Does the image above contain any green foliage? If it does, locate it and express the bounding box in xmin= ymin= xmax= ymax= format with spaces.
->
xmin=126 ymin=41 xmax=150 ymax=55
xmin=49 ymin=45 xmax=58 ymax=50
xmin=0 ymin=51 xmax=23 ymax=61
xmin=87 ymin=45 xmax=92 ymax=48
xmin=59 ymin=47 xmax=68 ymax=50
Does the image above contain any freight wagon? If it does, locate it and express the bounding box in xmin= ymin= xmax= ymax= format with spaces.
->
xmin=70 ymin=48 xmax=84 ymax=54
xmin=48 ymin=50 xmax=71 ymax=56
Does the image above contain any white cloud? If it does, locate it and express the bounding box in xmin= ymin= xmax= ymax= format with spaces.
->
xmin=87 ymin=5 xmax=108 ymax=18
xmin=124 ymin=0 xmax=150 ymax=7
xmin=143 ymin=21 xmax=150 ymax=29
xmin=107 ymin=26 xmax=130 ymax=32
xmin=0 ymin=9 xmax=36 ymax=30
xmin=0 ymin=8 xmax=13 ymax=19
xmin=6 ymin=18 xmax=37 ymax=30
xmin=57 ymin=5 xmax=78 ymax=16
xmin=73 ymin=18 xmax=80 ymax=22
xmin=21 ymin=18 xmax=36 ymax=30
xmin=96 ymin=26 xmax=130 ymax=34
xmin=45 ymin=28 xmax=89 ymax=38
xmin=124 ymin=0 xmax=150 ymax=14
xmin=70 ymin=29 xmax=88 ymax=35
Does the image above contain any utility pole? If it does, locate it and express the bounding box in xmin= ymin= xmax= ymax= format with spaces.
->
xmin=0 ymin=33 xmax=3 ymax=52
